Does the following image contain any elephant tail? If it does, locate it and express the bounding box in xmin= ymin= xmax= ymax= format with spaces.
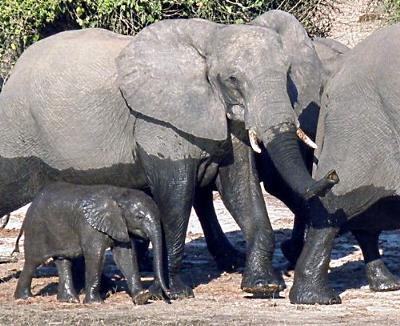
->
xmin=11 ymin=226 xmax=24 ymax=256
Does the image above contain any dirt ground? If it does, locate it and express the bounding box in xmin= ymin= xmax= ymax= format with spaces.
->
xmin=1 ymin=195 xmax=400 ymax=325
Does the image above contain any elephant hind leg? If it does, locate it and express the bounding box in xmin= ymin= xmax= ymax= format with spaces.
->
xmin=14 ymin=259 xmax=40 ymax=299
xmin=194 ymin=186 xmax=245 ymax=272
xmin=353 ymin=229 xmax=400 ymax=292
xmin=280 ymin=211 xmax=309 ymax=271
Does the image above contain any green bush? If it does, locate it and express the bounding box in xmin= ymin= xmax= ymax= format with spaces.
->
xmin=386 ymin=0 xmax=400 ymax=22
xmin=0 ymin=0 xmax=333 ymax=85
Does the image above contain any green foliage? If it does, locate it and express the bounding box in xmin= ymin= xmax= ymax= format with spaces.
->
xmin=0 ymin=0 xmax=330 ymax=84
xmin=386 ymin=0 xmax=400 ymax=22
xmin=0 ymin=0 xmax=60 ymax=83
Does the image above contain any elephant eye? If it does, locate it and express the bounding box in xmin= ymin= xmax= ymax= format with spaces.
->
xmin=228 ymin=76 xmax=239 ymax=84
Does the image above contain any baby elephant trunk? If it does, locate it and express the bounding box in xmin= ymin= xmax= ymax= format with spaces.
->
xmin=145 ymin=223 xmax=170 ymax=300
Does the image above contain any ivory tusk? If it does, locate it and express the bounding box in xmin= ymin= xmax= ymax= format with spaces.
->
xmin=248 ymin=129 xmax=262 ymax=153
xmin=296 ymin=128 xmax=318 ymax=149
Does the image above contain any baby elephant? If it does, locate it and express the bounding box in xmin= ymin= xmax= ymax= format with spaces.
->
xmin=14 ymin=182 xmax=169 ymax=304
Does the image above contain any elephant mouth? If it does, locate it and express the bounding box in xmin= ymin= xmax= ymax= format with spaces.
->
xmin=248 ymin=127 xmax=317 ymax=153
xmin=130 ymin=229 xmax=147 ymax=239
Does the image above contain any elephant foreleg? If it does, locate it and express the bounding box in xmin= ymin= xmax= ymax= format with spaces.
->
xmin=289 ymin=225 xmax=341 ymax=304
xmin=112 ymin=243 xmax=150 ymax=304
xmin=140 ymin=153 xmax=197 ymax=300
xmin=193 ymin=186 xmax=245 ymax=272
xmin=82 ymin=236 xmax=108 ymax=304
xmin=216 ymin=138 xmax=285 ymax=295
xmin=352 ymin=229 xmax=400 ymax=291
xmin=55 ymin=258 xmax=79 ymax=303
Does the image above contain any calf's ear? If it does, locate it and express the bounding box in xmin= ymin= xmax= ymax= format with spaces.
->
xmin=81 ymin=195 xmax=130 ymax=243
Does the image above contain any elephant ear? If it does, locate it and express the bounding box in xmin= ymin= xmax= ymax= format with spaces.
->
xmin=81 ymin=195 xmax=129 ymax=243
xmin=312 ymin=37 xmax=349 ymax=80
xmin=117 ymin=19 xmax=228 ymax=141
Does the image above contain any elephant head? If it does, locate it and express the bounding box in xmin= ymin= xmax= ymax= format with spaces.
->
xmin=83 ymin=190 xmax=169 ymax=298
xmin=117 ymin=18 xmax=336 ymax=199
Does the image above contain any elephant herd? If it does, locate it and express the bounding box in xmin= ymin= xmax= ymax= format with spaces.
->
xmin=1 ymin=9 xmax=400 ymax=306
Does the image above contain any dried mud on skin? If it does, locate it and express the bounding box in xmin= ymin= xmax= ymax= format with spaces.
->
xmin=1 ymin=195 xmax=400 ymax=325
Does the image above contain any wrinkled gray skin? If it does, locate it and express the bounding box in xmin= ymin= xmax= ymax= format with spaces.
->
xmin=14 ymin=183 xmax=168 ymax=304
xmin=0 ymin=16 xmax=333 ymax=299
xmin=290 ymin=23 xmax=400 ymax=305
xmin=190 ymin=11 xmax=348 ymax=273
xmin=276 ymin=36 xmax=350 ymax=268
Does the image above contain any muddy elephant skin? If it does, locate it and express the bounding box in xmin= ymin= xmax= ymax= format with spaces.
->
xmin=14 ymin=183 xmax=168 ymax=304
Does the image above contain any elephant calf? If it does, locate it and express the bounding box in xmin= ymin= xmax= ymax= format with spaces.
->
xmin=14 ymin=183 xmax=169 ymax=304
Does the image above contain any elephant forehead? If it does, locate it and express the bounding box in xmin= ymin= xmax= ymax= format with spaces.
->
xmin=213 ymin=26 xmax=280 ymax=59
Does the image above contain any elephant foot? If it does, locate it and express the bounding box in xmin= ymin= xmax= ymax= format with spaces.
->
xmin=158 ymin=276 xmax=193 ymax=300
xmin=281 ymin=239 xmax=304 ymax=271
xmin=83 ymin=293 xmax=103 ymax=304
xmin=132 ymin=289 xmax=151 ymax=305
xmin=214 ymin=249 xmax=245 ymax=273
xmin=148 ymin=282 xmax=164 ymax=301
xmin=14 ymin=288 xmax=33 ymax=300
xmin=289 ymin=280 xmax=341 ymax=305
xmin=57 ymin=291 xmax=79 ymax=303
xmin=366 ymin=259 xmax=400 ymax=292
xmin=241 ymin=267 xmax=286 ymax=295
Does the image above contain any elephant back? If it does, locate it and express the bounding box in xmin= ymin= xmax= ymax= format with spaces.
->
xmin=0 ymin=29 xmax=136 ymax=173
xmin=314 ymin=23 xmax=400 ymax=200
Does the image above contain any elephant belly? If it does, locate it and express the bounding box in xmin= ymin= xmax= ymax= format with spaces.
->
xmin=56 ymin=160 xmax=147 ymax=189
xmin=24 ymin=223 xmax=82 ymax=261
xmin=0 ymin=155 xmax=147 ymax=217
xmin=344 ymin=196 xmax=400 ymax=232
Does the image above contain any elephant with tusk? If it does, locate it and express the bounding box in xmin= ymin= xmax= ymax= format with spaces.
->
xmin=179 ymin=10 xmax=346 ymax=273
xmin=0 ymin=13 xmax=336 ymax=299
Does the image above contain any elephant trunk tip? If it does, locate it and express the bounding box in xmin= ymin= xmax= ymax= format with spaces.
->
xmin=162 ymin=290 xmax=172 ymax=304
xmin=304 ymin=169 xmax=339 ymax=200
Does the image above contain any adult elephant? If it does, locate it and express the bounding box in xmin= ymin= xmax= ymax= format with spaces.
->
xmin=191 ymin=11 xmax=348 ymax=272
xmin=290 ymin=23 xmax=400 ymax=304
xmin=0 ymin=18 xmax=334 ymax=298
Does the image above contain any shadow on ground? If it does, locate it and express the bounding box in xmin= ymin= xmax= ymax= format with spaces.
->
xmin=3 ymin=228 xmax=399 ymax=300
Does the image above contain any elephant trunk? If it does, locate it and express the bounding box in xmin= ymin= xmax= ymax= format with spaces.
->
xmin=261 ymin=124 xmax=338 ymax=200
xmin=145 ymin=223 xmax=170 ymax=299
xmin=246 ymin=76 xmax=338 ymax=200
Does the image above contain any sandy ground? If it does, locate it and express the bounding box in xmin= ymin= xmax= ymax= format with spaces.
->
xmin=1 ymin=194 xmax=400 ymax=325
